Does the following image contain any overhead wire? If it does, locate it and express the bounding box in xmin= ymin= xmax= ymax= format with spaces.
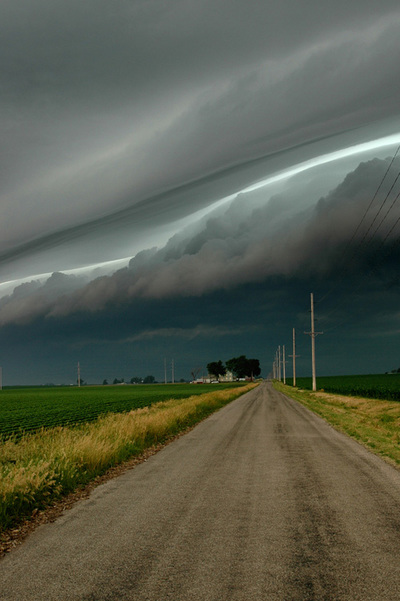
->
xmin=355 ymin=169 xmax=400 ymax=250
xmin=341 ymin=145 xmax=400 ymax=250
xmin=316 ymin=144 xmax=400 ymax=306
xmin=313 ymin=146 xmax=400 ymax=331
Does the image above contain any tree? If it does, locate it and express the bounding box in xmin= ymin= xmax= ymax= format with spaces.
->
xmin=190 ymin=367 xmax=202 ymax=382
xmin=247 ymin=358 xmax=261 ymax=378
xmin=206 ymin=360 xmax=226 ymax=381
xmin=226 ymin=355 xmax=248 ymax=378
xmin=130 ymin=377 xmax=142 ymax=384
xmin=103 ymin=379 xmax=108 ymax=385
xmin=226 ymin=355 xmax=260 ymax=379
xmin=143 ymin=375 xmax=155 ymax=384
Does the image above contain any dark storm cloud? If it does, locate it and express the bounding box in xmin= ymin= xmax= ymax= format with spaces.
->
xmin=2 ymin=156 xmax=400 ymax=327
xmin=2 ymin=266 xmax=398 ymax=385
xmin=0 ymin=271 xmax=88 ymax=325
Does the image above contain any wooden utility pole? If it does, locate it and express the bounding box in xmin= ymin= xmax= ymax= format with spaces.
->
xmin=305 ymin=293 xmax=323 ymax=391
xmin=282 ymin=345 xmax=286 ymax=384
xmin=289 ymin=328 xmax=300 ymax=387
xmin=278 ymin=346 xmax=282 ymax=381
xmin=77 ymin=362 xmax=80 ymax=387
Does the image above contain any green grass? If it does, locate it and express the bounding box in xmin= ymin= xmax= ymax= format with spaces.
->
xmin=0 ymin=383 xmax=245 ymax=439
xmin=286 ymin=373 xmax=400 ymax=401
xmin=274 ymin=381 xmax=400 ymax=466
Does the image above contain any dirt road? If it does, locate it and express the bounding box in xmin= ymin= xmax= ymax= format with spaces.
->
xmin=1 ymin=382 xmax=400 ymax=600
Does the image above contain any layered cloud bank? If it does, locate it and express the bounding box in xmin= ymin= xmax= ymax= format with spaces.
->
xmin=2 ymin=157 xmax=400 ymax=327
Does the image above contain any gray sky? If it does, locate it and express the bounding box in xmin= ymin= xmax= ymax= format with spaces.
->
xmin=1 ymin=0 xmax=400 ymax=384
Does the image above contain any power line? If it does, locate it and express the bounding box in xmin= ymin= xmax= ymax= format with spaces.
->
xmin=320 ymin=188 xmax=400 ymax=332
xmin=356 ymin=169 xmax=400 ymax=250
xmin=348 ymin=146 xmax=400 ymax=247
xmin=315 ymin=153 xmax=400 ymax=331
xmin=364 ymin=187 xmax=400 ymax=251
xmin=317 ymin=147 xmax=400 ymax=305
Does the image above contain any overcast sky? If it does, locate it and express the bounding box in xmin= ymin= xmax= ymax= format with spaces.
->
xmin=1 ymin=0 xmax=400 ymax=385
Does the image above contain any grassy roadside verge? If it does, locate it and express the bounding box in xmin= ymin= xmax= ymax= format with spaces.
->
xmin=273 ymin=381 xmax=400 ymax=467
xmin=0 ymin=383 xmax=256 ymax=535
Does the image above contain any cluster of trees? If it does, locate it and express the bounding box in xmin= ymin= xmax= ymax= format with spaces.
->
xmin=103 ymin=375 xmax=156 ymax=385
xmin=131 ymin=375 xmax=156 ymax=384
xmin=207 ymin=355 xmax=261 ymax=381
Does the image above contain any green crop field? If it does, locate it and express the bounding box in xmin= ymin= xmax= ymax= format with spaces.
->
xmin=286 ymin=374 xmax=400 ymax=401
xmin=0 ymin=383 xmax=244 ymax=439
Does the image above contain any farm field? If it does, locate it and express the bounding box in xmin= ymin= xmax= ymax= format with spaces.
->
xmin=286 ymin=373 xmax=400 ymax=401
xmin=0 ymin=383 xmax=244 ymax=439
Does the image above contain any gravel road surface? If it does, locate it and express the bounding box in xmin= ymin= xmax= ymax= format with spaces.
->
xmin=1 ymin=382 xmax=400 ymax=600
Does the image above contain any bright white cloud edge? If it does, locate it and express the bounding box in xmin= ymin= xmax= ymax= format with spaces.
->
xmin=1 ymin=131 xmax=399 ymax=300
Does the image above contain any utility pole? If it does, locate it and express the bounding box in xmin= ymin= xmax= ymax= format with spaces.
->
xmin=305 ymin=293 xmax=323 ymax=391
xmin=77 ymin=362 xmax=80 ymax=387
xmin=278 ymin=346 xmax=282 ymax=381
xmin=283 ymin=345 xmax=286 ymax=384
xmin=0 ymin=366 xmax=2 ymax=390
xmin=164 ymin=358 xmax=167 ymax=384
xmin=171 ymin=358 xmax=175 ymax=384
xmin=289 ymin=328 xmax=300 ymax=387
